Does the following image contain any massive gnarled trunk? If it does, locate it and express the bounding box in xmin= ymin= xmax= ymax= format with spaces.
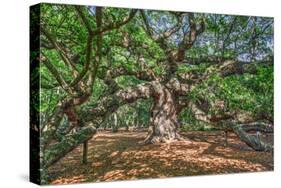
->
xmin=84 ymin=80 xmax=183 ymax=144
xmin=144 ymin=82 xmax=181 ymax=144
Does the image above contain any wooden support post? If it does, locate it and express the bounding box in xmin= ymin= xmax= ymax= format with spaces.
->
xmin=82 ymin=141 xmax=88 ymax=164
xmin=224 ymin=131 xmax=228 ymax=147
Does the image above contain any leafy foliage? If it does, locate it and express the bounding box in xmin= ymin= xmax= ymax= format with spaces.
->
xmin=39 ymin=4 xmax=273 ymax=132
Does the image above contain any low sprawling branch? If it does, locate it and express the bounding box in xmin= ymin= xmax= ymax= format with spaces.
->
xmin=185 ymin=100 xmax=273 ymax=152
xmin=84 ymin=82 xmax=153 ymax=121
xmin=40 ymin=7 xmax=141 ymax=170
xmin=42 ymin=124 xmax=97 ymax=168
xmin=223 ymin=120 xmax=273 ymax=152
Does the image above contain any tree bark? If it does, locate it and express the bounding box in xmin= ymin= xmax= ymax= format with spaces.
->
xmin=42 ymin=124 xmax=96 ymax=169
xmin=231 ymin=122 xmax=273 ymax=152
xmin=144 ymin=82 xmax=182 ymax=143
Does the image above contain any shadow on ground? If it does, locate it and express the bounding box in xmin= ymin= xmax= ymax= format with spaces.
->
xmin=48 ymin=130 xmax=273 ymax=185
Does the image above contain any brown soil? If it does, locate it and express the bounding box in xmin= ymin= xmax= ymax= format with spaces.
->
xmin=48 ymin=130 xmax=273 ymax=185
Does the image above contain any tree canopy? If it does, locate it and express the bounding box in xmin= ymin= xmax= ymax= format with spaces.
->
xmin=31 ymin=4 xmax=274 ymax=181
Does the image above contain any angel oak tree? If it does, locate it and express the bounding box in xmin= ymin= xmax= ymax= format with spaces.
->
xmin=84 ymin=11 xmax=273 ymax=145
xmin=37 ymin=5 xmax=273 ymax=170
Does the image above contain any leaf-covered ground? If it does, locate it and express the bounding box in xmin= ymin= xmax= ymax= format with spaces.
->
xmin=48 ymin=130 xmax=273 ymax=185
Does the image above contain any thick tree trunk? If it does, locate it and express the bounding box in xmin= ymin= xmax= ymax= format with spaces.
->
xmin=84 ymin=80 xmax=185 ymax=144
xmin=144 ymin=83 xmax=182 ymax=144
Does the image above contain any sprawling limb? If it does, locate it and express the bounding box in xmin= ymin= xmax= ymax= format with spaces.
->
xmin=40 ymin=53 xmax=74 ymax=94
xmin=185 ymin=100 xmax=273 ymax=152
xmin=84 ymin=82 xmax=153 ymax=120
xmin=140 ymin=11 xmax=183 ymax=76
xmin=40 ymin=103 xmax=65 ymax=151
xmin=40 ymin=6 xmax=141 ymax=168
xmin=224 ymin=121 xmax=273 ymax=152
xmin=177 ymin=59 xmax=272 ymax=90
xmin=176 ymin=13 xmax=205 ymax=62
xmin=40 ymin=5 xmax=138 ymax=143
xmin=140 ymin=10 xmax=182 ymax=44
xmin=94 ymin=9 xmax=138 ymax=35
xmin=40 ymin=25 xmax=79 ymax=76
xmin=42 ymin=124 xmax=97 ymax=168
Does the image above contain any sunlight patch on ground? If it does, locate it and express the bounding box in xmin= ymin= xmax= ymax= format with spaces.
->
xmin=48 ymin=130 xmax=273 ymax=184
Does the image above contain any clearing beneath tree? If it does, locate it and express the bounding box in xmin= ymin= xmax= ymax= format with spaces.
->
xmin=48 ymin=130 xmax=273 ymax=184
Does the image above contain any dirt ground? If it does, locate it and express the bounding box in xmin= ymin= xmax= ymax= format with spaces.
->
xmin=48 ymin=130 xmax=273 ymax=185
